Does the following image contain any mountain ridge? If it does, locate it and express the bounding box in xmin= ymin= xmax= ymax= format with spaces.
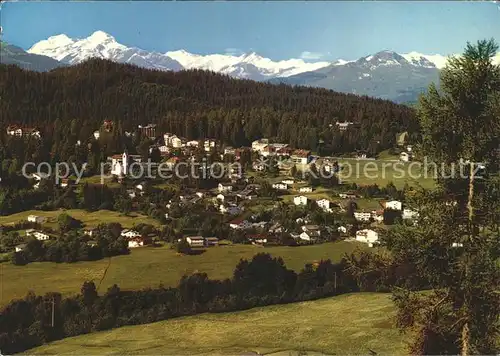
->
xmin=21 ymin=30 xmax=500 ymax=102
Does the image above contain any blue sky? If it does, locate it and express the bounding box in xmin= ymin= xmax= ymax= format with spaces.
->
xmin=1 ymin=1 xmax=500 ymax=61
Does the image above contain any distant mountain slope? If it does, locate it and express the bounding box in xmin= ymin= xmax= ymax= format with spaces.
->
xmin=270 ymin=51 xmax=441 ymax=103
xmin=0 ymin=42 xmax=64 ymax=71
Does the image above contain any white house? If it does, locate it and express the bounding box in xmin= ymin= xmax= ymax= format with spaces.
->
xmin=26 ymin=229 xmax=50 ymax=241
xmin=290 ymin=150 xmax=311 ymax=165
xmin=15 ymin=244 xmax=26 ymax=252
xmin=337 ymin=226 xmax=347 ymax=234
xmin=355 ymin=229 xmax=379 ymax=247
xmin=385 ymin=200 xmax=402 ymax=211
xmin=229 ymin=219 xmax=252 ymax=229
xmin=204 ymin=237 xmax=219 ymax=246
xmin=251 ymin=138 xmax=269 ymax=153
xmin=272 ymin=183 xmax=288 ymax=190
xmin=371 ymin=211 xmax=384 ymax=223
xmin=247 ymin=234 xmax=268 ymax=245
xmin=282 ymin=179 xmax=294 ymax=185
xmin=316 ymin=199 xmax=332 ymax=212
xmin=218 ymin=183 xmax=233 ymax=192
xmin=204 ymin=139 xmax=216 ymax=152
xmin=219 ymin=205 xmax=241 ymax=215
xmin=120 ymin=229 xmax=141 ymax=239
xmin=128 ymin=237 xmax=150 ymax=248
xmin=293 ymin=195 xmax=308 ymax=206
xmin=335 ymin=121 xmax=354 ymax=131
xmin=299 ymin=230 xmax=320 ymax=242
xmin=186 ymin=236 xmax=205 ymax=247
xmin=403 ymin=208 xmax=419 ymax=220
xmin=27 ymin=215 xmax=47 ymax=224
xmin=186 ymin=140 xmax=199 ymax=147
xmin=354 ymin=211 xmax=372 ymax=222
xmin=400 ymin=152 xmax=411 ymax=162
xmin=299 ymin=186 xmax=313 ymax=193
xmin=93 ymin=130 xmax=100 ymax=140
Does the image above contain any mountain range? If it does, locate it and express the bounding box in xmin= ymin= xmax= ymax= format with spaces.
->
xmin=4 ymin=30 xmax=500 ymax=103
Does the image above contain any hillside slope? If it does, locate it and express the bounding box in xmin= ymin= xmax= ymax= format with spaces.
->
xmin=0 ymin=59 xmax=418 ymax=154
xmin=29 ymin=293 xmax=405 ymax=355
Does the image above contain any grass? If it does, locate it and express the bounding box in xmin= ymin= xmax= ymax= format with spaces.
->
xmin=336 ymin=159 xmax=435 ymax=189
xmin=28 ymin=292 xmax=404 ymax=355
xmin=0 ymin=241 xmax=364 ymax=306
xmin=0 ymin=209 xmax=160 ymax=229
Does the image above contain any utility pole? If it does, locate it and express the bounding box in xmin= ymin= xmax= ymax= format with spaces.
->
xmin=51 ymin=296 xmax=55 ymax=327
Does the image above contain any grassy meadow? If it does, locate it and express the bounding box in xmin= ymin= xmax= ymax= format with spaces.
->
xmin=29 ymin=292 xmax=404 ymax=355
xmin=0 ymin=209 xmax=160 ymax=229
xmin=0 ymin=241 xmax=364 ymax=306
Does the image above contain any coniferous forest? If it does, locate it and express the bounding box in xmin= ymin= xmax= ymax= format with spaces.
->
xmin=0 ymin=59 xmax=418 ymax=155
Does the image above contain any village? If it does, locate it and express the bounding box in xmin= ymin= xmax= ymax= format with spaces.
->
xmin=4 ymin=119 xmax=420 ymax=255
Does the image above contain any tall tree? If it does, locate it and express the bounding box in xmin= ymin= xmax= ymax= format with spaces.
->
xmin=388 ymin=39 xmax=500 ymax=355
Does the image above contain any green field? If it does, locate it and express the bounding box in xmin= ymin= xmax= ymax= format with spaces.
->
xmin=29 ymin=293 xmax=404 ymax=355
xmin=0 ymin=241 xmax=364 ymax=306
xmin=336 ymin=159 xmax=435 ymax=189
xmin=0 ymin=209 xmax=160 ymax=229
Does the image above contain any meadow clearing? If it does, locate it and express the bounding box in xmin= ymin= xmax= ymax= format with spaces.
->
xmin=0 ymin=241 xmax=365 ymax=306
xmin=29 ymin=292 xmax=404 ymax=355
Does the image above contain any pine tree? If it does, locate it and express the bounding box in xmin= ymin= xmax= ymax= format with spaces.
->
xmin=388 ymin=39 xmax=500 ymax=355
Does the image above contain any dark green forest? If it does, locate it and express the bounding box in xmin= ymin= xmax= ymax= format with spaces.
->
xmin=0 ymin=59 xmax=418 ymax=155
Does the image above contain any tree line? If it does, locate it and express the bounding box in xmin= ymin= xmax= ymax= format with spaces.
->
xmin=0 ymin=59 xmax=418 ymax=156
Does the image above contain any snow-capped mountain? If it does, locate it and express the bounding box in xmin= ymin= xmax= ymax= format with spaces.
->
xmin=28 ymin=31 xmax=331 ymax=80
xmin=26 ymin=30 xmax=500 ymax=102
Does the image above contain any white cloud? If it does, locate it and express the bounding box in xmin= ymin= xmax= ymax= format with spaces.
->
xmin=300 ymin=51 xmax=325 ymax=60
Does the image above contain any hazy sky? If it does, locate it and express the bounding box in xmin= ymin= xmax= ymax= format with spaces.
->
xmin=2 ymin=1 xmax=500 ymax=60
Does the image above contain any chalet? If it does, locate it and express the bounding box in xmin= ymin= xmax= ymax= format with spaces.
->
xmin=383 ymin=200 xmax=402 ymax=211
xmin=186 ymin=236 xmax=205 ymax=248
xmin=164 ymin=133 xmax=183 ymax=148
xmin=269 ymin=222 xmax=284 ymax=234
xmin=15 ymin=244 xmax=26 ymax=252
xmin=138 ymin=124 xmax=157 ymax=139
xmin=229 ymin=218 xmax=251 ymax=229
xmin=158 ymin=145 xmax=170 ymax=153
xmin=261 ymin=145 xmax=276 ymax=157
xmin=219 ymin=204 xmax=242 ymax=215
xmin=204 ymin=237 xmax=219 ymax=246
xmin=403 ymin=208 xmax=419 ymax=220
xmin=128 ymin=236 xmax=152 ymax=248
xmin=290 ymin=150 xmax=311 ymax=165
xmin=293 ymin=195 xmax=308 ymax=206
xmin=299 ymin=230 xmax=320 ymax=242
xmin=26 ymin=229 xmax=50 ymax=241
xmin=204 ymin=139 xmax=216 ymax=152
xmin=316 ymin=199 xmax=332 ymax=212
xmin=371 ymin=210 xmax=384 ymax=223
xmin=299 ymin=186 xmax=313 ymax=193
xmin=120 ymin=229 xmax=141 ymax=239
xmin=276 ymin=146 xmax=293 ymax=157
xmin=224 ymin=146 xmax=236 ymax=155
xmin=218 ymin=183 xmax=233 ymax=192
xmin=355 ymin=229 xmax=379 ymax=247
xmin=339 ymin=192 xmax=358 ymax=199
xmin=335 ymin=121 xmax=354 ymax=131
xmin=272 ymin=183 xmax=288 ymax=191
xmin=6 ymin=125 xmax=41 ymax=139
xmin=354 ymin=211 xmax=372 ymax=222
xmin=400 ymin=152 xmax=412 ymax=162
xmin=27 ymin=215 xmax=47 ymax=224
xmin=251 ymin=138 xmax=269 ymax=153
xmin=247 ymin=234 xmax=268 ymax=245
